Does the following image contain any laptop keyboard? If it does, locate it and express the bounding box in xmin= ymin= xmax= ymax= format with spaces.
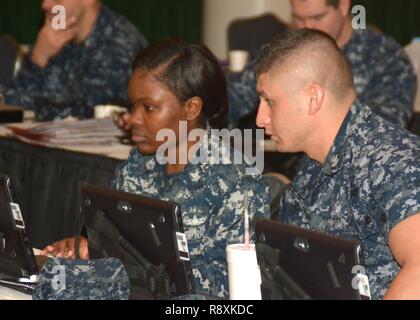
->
xmin=0 ymin=279 xmax=35 ymax=295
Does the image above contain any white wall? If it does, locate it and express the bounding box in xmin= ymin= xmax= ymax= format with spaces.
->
xmin=203 ymin=0 xmax=292 ymax=59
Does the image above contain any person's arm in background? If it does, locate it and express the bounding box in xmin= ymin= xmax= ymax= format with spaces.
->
xmin=359 ymin=43 xmax=417 ymax=129
xmin=385 ymin=213 xmax=420 ymax=299
xmin=3 ymin=16 xmax=77 ymax=109
xmin=192 ymin=174 xmax=270 ymax=298
xmin=227 ymin=61 xmax=260 ymax=127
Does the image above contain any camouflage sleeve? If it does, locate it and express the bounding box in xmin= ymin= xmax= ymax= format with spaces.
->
xmin=65 ymin=44 xmax=134 ymax=110
xmin=369 ymin=141 xmax=420 ymax=233
xmin=3 ymin=54 xmax=47 ymax=109
xmin=227 ymin=61 xmax=260 ymax=127
xmin=110 ymin=158 xmax=129 ymax=191
xmin=192 ymin=175 xmax=269 ymax=298
xmin=4 ymin=43 xmax=135 ymax=117
xmin=358 ymin=46 xmax=417 ymax=128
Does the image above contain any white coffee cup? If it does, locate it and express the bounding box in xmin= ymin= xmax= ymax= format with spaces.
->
xmin=229 ymin=50 xmax=250 ymax=73
xmin=94 ymin=105 xmax=127 ymax=119
xmin=226 ymin=244 xmax=262 ymax=300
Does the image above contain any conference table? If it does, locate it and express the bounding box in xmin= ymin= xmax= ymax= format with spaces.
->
xmin=0 ymin=123 xmax=132 ymax=248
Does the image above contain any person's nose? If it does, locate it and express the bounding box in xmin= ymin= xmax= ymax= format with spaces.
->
xmin=129 ymin=107 xmax=145 ymax=127
xmin=256 ymin=101 xmax=270 ymax=129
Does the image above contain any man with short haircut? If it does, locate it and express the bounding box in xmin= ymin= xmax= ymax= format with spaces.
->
xmin=228 ymin=0 xmax=417 ymax=129
xmin=255 ymin=28 xmax=420 ymax=300
xmin=0 ymin=0 xmax=147 ymax=121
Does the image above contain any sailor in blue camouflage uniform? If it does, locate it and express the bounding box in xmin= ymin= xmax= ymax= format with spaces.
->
xmin=113 ymin=131 xmax=269 ymax=298
xmin=1 ymin=0 xmax=147 ymax=121
xmin=43 ymin=39 xmax=270 ymax=299
xmin=228 ymin=0 xmax=417 ymax=128
xmin=255 ymin=29 xmax=420 ymax=300
xmin=33 ymin=257 xmax=130 ymax=300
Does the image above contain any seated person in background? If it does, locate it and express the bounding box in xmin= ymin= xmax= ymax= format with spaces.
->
xmin=0 ymin=0 xmax=147 ymax=121
xmin=228 ymin=0 xmax=417 ymax=129
xmin=255 ymin=29 xmax=420 ymax=300
xmin=42 ymin=39 xmax=270 ymax=299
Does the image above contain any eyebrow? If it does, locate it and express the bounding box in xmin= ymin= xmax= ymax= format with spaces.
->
xmin=258 ymin=87 xmax=275 ymax=102
xmin=129 ymin=96 xmax=154 ymax=103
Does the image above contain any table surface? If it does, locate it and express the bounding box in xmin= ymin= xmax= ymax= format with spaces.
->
xmin=0 ymin=285 xmax=32 ymax=300
xmin=0 ymin=121 xmax=133 ymax=160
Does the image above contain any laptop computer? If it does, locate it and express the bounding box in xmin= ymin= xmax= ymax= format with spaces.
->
xmin=255 ymin=219 xmax=370 ymax=300
xmin=80 ymin=184 xmax=196 ymax=300
xmin=0 ymin=175 xmax=39 ymax=294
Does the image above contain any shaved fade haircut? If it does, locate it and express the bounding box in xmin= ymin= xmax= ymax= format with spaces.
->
xmin=254 ymin=28 xmax=354 ymax=100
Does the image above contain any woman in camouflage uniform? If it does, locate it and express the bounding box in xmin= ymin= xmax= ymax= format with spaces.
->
xmin=43 ymin=40 xmax=270 ymax=299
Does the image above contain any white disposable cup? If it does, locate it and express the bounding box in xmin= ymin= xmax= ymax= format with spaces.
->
xmin=229 ymin=50 xmax=249 ymax=73
xmin=94 ymin=105 xmax=127 ymax=119
xmin=226 ymin=244 xmax=262 ymax=300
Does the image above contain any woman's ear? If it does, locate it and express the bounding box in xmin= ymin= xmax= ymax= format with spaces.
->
xmin=184 ymin=97 xmax=203 ymax=121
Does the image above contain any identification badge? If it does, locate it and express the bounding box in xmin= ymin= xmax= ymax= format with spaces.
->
xmin=176 ymin=232 xmax=190 ymax=261
xmin=10 ymin=203 xmax=25 ymax=230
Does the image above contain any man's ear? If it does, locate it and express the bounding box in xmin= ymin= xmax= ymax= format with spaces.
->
xmin=307 ymin=83 xmax=325 ymax=115
xmin=184 ymin=97 xmax=203 ymax=121
xmin=339 ymin=0 xmax=352 ymax=17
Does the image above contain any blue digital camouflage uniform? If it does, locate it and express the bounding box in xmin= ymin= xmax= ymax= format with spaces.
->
xmin=112 ymin=131 xmax=270 ymax=299
xmin=33 ymin=257 xmax=130 ymax=300
xmin=276 ymin=99 xmax=420 ymax=300
xmin=1 ymin=5 xmax=147 ymax=121
xmin=227 ymin=27 xmax=417 ymax=128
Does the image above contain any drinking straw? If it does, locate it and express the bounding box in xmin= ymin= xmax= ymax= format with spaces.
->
xmin=244 ymin=191 xmax=250 ymax=249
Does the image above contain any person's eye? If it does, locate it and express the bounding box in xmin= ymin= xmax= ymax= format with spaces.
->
xmin=144 ymin=105 xmax=156 ymax=112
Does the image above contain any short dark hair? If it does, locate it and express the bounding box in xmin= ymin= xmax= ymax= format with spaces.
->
xmin=254 ymin=28 xmax=354 ymax=98
xmin=254 ymin=29 xmax=338 ymax=76
xmin=132 ymin=39 xmax=228 ymax=129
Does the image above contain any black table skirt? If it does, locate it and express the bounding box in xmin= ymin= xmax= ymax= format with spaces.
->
xmin=0 ymin=137 xmax=124 ymax=248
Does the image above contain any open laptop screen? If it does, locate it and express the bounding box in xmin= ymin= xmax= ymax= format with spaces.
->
xmin=81 ymin=184 xmax=196 ymax=299
xmin=255 ymin=220 xmax=368 ymax=300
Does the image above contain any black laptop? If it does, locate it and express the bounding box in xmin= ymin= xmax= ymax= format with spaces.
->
xmin=255 ymin=220 xmax=370 ymax=300
xmin=80 ymin=184 xmax=196 ymax=300
xmin=0 ymin=175 xmax=39 ymax=293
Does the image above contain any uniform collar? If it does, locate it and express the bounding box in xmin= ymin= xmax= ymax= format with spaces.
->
xmin=322 ymin=99 xmax=363 ymax=176
xmin=132 ymin=130 xmax=215 ymax=189
xmin=291 ymin=99 xmax=364 ymax=201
